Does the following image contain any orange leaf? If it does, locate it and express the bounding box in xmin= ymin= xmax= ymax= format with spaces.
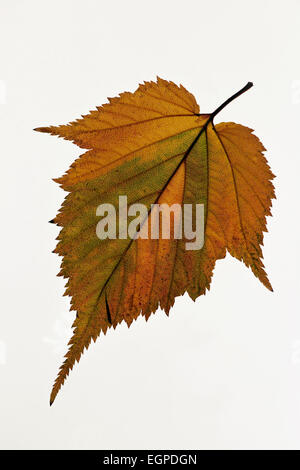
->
xmin=35 ymin=78 xmax=275 ymax=405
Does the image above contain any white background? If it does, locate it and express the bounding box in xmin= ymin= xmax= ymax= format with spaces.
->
xmin=0 ymin=0 xmax=299 ymax=450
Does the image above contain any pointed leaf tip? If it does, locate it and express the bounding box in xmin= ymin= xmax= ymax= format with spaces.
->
xmin=34 ymin=127 xmax=51 ymax=133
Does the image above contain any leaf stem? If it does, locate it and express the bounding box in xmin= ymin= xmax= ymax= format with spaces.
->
xmin=186 ymin=82 xmax=253 ymax=158
xmin=206 ymin=81 xmax=253 ymax=122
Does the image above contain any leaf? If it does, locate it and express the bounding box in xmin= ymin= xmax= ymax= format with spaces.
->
xmin=35 ymin=78 xmax=275 ymax=405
